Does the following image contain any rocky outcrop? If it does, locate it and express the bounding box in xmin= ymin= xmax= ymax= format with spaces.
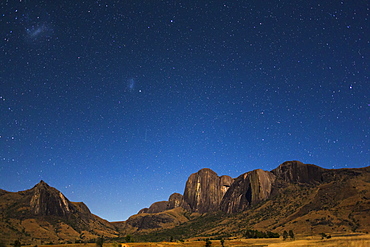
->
xmin=271 ymin=160 xmax=324 ymax=184
xmin=138 ymin=193 xmax=191 ymax=214
xmin=138 ymin=208 xmax=149 ymax=214
xmin=125 ymin=213 xmax=176 ymax=230
xmin=136 ymin=161 xmax=328 ymax=218
xmin=168 ymin=193 xmax=191 ymax=211
xmin=220 ymin=175 xmax=234 ymax=194
xmin=30 ymin=181 xmax=77 ymax=217
xmin=220 ymin=169 xmax=275 ymax=213
xmin=145 ymin=201 xmax=168 ymax=214
xmin=114 ymin=207 xmax=189 ymax=233
xmin=183 ymin=168 xmax=233 ymax=213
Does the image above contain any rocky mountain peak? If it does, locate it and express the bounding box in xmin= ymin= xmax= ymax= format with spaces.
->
xmin=33 ymin=180 xmax=50 ymax=189
xmin=30 ymin=181 xmax=76 ymax=217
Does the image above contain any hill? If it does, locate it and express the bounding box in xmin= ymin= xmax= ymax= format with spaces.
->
xmin=0 ymin=181 xmax=118 ymax=244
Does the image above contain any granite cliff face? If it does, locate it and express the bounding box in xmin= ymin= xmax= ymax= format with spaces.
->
xmin=168 ymin=193 xmax=191 ymax=211
xmin=129 ymin=168 xmax=235 ymax=231
xmin=30 ymin=180 xmax=80 ymax=217
xmin=271 ymin=160 xmax=325 ymax=184
xmin=133 ymin=161 xmax=331 ymax=220
xmin=220 ymin=169 xmax=275 ymax=213
xmin=183 ymin=168 xmax=233 ymax=213
xmin=122 ymin=162 xmax=370 ymax=239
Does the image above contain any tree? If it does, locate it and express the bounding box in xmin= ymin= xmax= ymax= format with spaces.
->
xmin=205 ymin=239 xmax=212 ymax=247
xmin=267 ymin=231 xmax=280 ymax=238
xmin=288 ymin=230 xmax=295 ymax=240
xmin=96 ymin=236 xmax=104 ymax=247
xmin=283 ymin=230 xmax=288 ymax=241
xmin=124 ymin=235 xmax=132 ymax=243
xmin=220 ymin=238 xmax=225 ymax=247
xmin=14 ymin=240 xmax=21 ymax=247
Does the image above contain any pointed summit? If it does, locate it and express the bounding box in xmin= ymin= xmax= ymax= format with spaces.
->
xmin=39 ymin=180 xmax=47 ymax=185
xmin=33 ymin=180 xmax=50 ymax=189
xmin=30 ymin=180 xmax=76 ymax=217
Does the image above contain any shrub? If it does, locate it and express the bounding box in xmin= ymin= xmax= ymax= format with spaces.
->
xmin=96 ymin=237 xmax=104 ymax=247
xmin=245 ymin=229 xmax=279 ymax=239
xmin=14 ymin=240 xmax=21 ymax=247
xmin=205 ymin=239 xmax=212 ymax=247
xmin=283 ymin=230 xmax=288 ymax=240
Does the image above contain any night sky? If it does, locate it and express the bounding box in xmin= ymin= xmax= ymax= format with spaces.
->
xmin=1 ymin=0 xmax=369 ymax=221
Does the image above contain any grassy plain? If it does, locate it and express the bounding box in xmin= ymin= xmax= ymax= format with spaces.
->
xmin=37 ymin=234 xmax=370 ymax=247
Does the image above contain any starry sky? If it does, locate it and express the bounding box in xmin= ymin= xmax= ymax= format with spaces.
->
xmin=0 ymin=0 xmax=369 ymax=222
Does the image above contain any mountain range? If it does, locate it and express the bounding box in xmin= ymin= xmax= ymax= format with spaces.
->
xmin=1 ymin=161 xmax=369 ymax=244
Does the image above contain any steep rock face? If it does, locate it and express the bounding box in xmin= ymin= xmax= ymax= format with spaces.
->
xmin=220 ymin=175 xmax=234 ymax=194
xmin=183 ymin=168 xmax=233 ymax=213
xmin=168 ymin=193 xmax=191 ymax=211
xmin=271 ymin=160 xmax=324 ymax=184
xmin=30 ymin=181 xmax=77 ymax=217
xmin=220 ymin=169 xmax=275 ymax=214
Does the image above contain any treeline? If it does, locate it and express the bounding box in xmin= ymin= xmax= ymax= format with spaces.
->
xmin=244 ymin=229 xmax=280 ymax=238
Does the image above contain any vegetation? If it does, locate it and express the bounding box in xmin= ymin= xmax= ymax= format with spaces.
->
xmin=244 ymin=229 xmax=280 ymax=238
xmin=120 ymin=212 xmax=227 ymax=242
xmin=124 ymin=235 xmax=133 ymax=243
xmin=13 ymin=240 xmax=21 ymax=247
xmin=288 ymin=229 xmax=295 ymax=239
xmin=205 ymin=239 xmax=212 ymax=247
xmin=283 ymin=230 xmax=288 ymax=240
xmin=95 ymin=237 xmax=104 ymax=247
xmin=321 ymin=232 xmax=332 ymax=239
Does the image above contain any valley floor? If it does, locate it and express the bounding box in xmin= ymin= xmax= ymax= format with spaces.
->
xmin=36 ymin=234 xmax=370 ymax=247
